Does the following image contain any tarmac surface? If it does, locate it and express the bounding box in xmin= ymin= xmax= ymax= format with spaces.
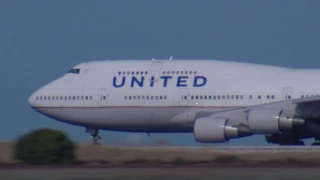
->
xmin=0 ymin=166 xmax=320 ymax=180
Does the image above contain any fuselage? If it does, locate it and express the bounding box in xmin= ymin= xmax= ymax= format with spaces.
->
xmin=28 ymin=59 xmax=320 ymax=133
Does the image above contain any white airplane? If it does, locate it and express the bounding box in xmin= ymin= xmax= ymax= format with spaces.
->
xmin=28 ymin=59 xmax=320 ymax=146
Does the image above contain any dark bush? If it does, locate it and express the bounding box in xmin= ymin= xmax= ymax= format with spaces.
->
xmin=13 ymin=128 xmax=76 ymax=165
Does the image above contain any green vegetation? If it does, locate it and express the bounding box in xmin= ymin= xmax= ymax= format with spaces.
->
xmin=13 ymin=128 xmax=76 ymax=165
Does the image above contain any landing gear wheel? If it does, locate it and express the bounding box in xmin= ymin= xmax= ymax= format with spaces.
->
xmin=91 ymin=134 xmax=102 ymax=145
xmin=86 ymin=128 xmax=102 ymax=145
xmin=279 ymin=140 xmax=305 ymax=146
xmin=311 ymin=142 xmax=320 ymax=146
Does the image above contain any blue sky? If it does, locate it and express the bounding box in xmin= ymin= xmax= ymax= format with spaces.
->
xmin=1 ymin=0 xmax=320 ymax=146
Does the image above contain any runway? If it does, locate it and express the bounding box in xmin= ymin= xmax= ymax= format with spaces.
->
xmin=0 ymin=167 xmax=319 ymax=180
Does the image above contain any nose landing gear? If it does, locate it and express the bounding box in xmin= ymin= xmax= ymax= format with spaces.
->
xmin=86 ymin=128 xmax=101 ymax=145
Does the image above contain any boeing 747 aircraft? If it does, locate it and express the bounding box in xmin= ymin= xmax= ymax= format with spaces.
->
xmin=28 ymin=59 xmax=320 ymax=145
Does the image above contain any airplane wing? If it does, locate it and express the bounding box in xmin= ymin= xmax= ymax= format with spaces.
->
xmin=196 ymin=96 xmax=320 ymax=120
xmin=292 ymin=95 xmax=320 ymax=104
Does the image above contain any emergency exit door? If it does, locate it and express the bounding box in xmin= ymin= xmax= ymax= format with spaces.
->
xmin=282 ymin=87 xmax=293 ymax=100
xmin=149 ymin=61 xmax=163 ymax=82
xmin=178 ymin=88 xmax=189 ymax=106
xmin=98 ymin=88 xmax=108 ymax=107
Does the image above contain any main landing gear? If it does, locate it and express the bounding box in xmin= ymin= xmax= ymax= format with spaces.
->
xmin=86 ymin=128 xmax=101 ymax=145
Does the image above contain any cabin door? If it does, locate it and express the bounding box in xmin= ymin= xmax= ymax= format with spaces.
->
xmin=98 ymin=88 xmax=108 ymax=107
xmin=282 ymin=87 xmax=293 ymax=100
xmin=178 ymin=88 xmax=189 ymax=106
xmin=149 ymin=61 xmax=163 ymax=82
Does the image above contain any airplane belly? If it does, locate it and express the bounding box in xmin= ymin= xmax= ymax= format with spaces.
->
xmin=48 ymin=107 xmax=192 ymax=132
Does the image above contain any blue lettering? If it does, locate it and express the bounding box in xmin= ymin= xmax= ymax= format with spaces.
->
xmin=193 ymin=76 xmax=207 ymax=87
xmin=177 ymin=76 xmax=188 ymax=87
xmin=131 ymin=76 xmax=144 ymax=87
xmin=113 ymin=76 xmax=126 ymax=87
xmin=150 ymin=76 xmax=155 ymax=87
xmin=160 ymin=76 xmax=172 ymax=87
xmin=112 ymin=75 xmax=207 ymax=88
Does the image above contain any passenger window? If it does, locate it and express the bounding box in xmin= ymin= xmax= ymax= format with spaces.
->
xmin=131 ymin=72 xmax=134 ymax=75
xmin=36 ymin=96 xmax=39 ymax=100
xmin=240 ymin=95 xmax=243 ymax=99
xmin=52 ymin=96 xmax=55 ymax=100
xmin=231 ymin=95 xmax=234 ymax=99
xmin=145 ymin=71 xmax=148 ymax=75
xmin=85 ymin=96 xmax=88 ymax=100
xmin=128 ymin=96 xmax=132 ymax=100
xmin=44 ymin=96 xmax=47 ymax=100
xmin=77 ymin=96 xmax=80 ymax=100
xmin=138 ymin=96 xmax=141 ymax=100
xmin=191 ymin=95 xmax=194 ymax=100
xmin=142 ymin=96 xmax=145 ymax=100
xmin=236 ymin=95 xmax=239 ymax=99
xmin=176 ymin=71 xmax=179 ymax=74
xmin=209 ymin=96 xmax=212 ymax=99
xmin=90 ymin=96 xmax=93 ymax=100
xmin=160 ymin=96 xmax=163 ymax=100
xmin=258 ymin=95 xmax=261 ymax=99
xmin=48 ymin=96 xmax=51 ymax=100
xmin=68 ymin=96 xmax=71 ymax=100
xmin=140 ymin=71 xmax=143 ymax=75
xmin=200 ymin=96 xmax=203 ymax=99
xmin=180 ymin=71 xmax=183 ymax=74
xmin=267 ymin=95 xmax=270 ymax=99
xmin=195 ymin=96 xmax=198 ymax=99
xmin=118 ymin=72 xmax=121 ymax=75
xmin=163 ymin=71 xmax=166 ymax=74
xmin=151 ymin=96 xmax=154 ymax=100
xmin=167 ymin=71 xmax=170 ymax=74
xmin=222 ymin=95 xmax=225 ymax=99
xmin=73 ymin=96 xmax=76 ymax=100
xmin=184 ymin=96 xmax=187 ymax=100
xmin=171 ymin=71 xmax=175 ymax=74
xmin=81 ymin=96 xmax=84 ymax=100
xmin=204 ymin=96 xmax=207 ymax=99
xmin=249 ymin=95 xmax=252 ymax=99
xmin=146 ymin=96 xmax=149 ymax=100
xmin=155 ymin=96 xmax=158 ymax=100
xmin=164 ymin=95 xmax=167 ymax=99
xmin=189 ymin=71 xmax=192 ymax=74
xmin=65 ymin=96 xmax=67 ymax=100
xmin=133 ymin=96 xmax=136 ymax=100
xmin=271 ymin=95 xmax=275 ymax=99
xmin=124 ymin=96 xmax=127 ymax=100
xmin=227 ymin=95 xmax=230 ymax=99
xmin=185 ymin=71 xmax=188 ymax=74
xmin=56 ymin=96 xmax=59 ymax=100
xmin=136 ymin=71 xmax=139 ymax=75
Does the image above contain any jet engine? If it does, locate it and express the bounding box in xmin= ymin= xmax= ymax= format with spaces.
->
xmin=247 ymin=107 xmax=306 ymax=134
xmin=193 ymin=117 xmax=252 ymax=143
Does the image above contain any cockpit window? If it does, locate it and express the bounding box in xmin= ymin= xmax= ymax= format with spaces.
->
xmin=68 ymin=69 xmax=80 ymax=74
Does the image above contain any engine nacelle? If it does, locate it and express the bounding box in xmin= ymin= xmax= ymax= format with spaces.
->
xmin=193 ymin=117 xmax=252 ymax=143
xmin=247 ymin=107 xmax=306 ymax=134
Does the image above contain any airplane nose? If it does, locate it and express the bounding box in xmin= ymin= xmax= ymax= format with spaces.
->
xmin=28 ymin=92 xmax=36 ymax=107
